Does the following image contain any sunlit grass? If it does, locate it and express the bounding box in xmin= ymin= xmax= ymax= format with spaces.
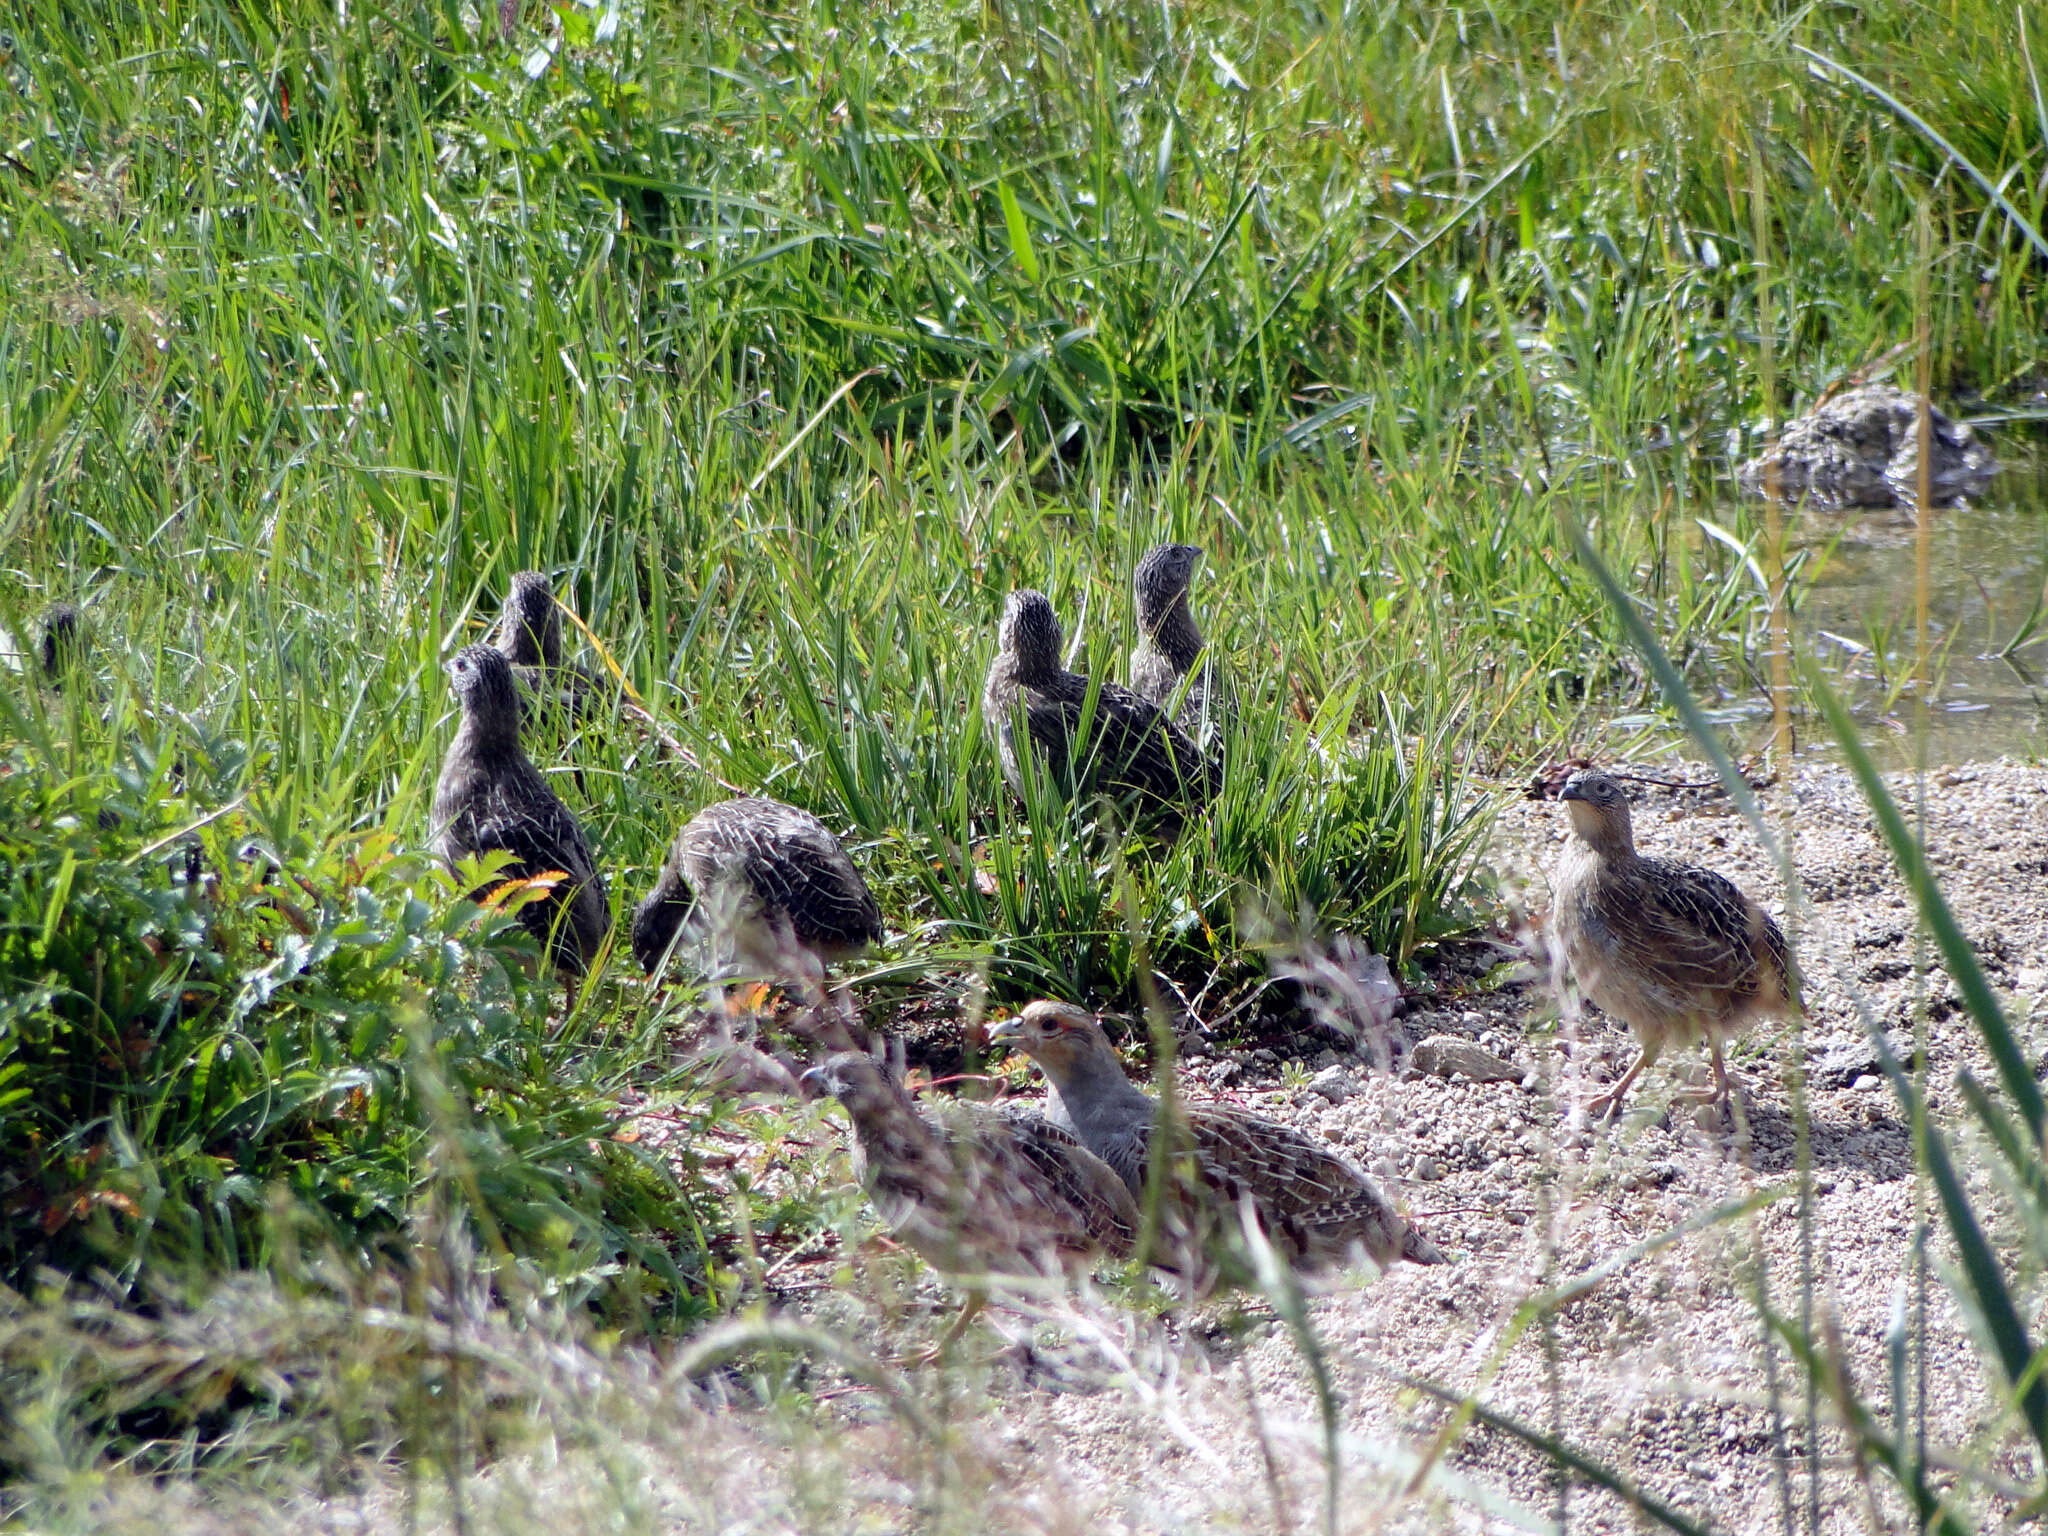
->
xmin=1 ymin=0 xmax=2045 ymax=1523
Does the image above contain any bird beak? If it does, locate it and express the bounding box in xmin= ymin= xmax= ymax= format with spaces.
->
xmin=797 ymin=1065 xmax=829 ymax=1097
xmin=1558 ymin=780 xmax=1587 ymax=803
xmin=985 ymin=1016 xmax=1022 ymax=1043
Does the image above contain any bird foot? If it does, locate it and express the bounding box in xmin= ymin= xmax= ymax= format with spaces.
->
xmin=1672 ymin=1090 xmax=1738 ymax=1133
xmin=1584 ymin=1090 xmax=1626 ymax=1123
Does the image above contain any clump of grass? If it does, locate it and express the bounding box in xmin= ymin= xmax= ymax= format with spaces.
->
xmin=0 ymin=711 xmax=716 ymax=1326
xmin=0 ymin=0 xmax=2045 ymax=1519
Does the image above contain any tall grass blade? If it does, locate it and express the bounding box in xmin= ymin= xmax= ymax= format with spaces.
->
xmin=1794 ymin=44 xmax=2048 ymax=261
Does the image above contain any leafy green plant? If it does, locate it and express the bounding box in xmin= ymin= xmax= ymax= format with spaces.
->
xmin=0 ymin=734 xmax=714 ymax=1326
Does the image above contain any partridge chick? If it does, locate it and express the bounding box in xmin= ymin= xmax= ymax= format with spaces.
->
xmin=805 ymin=1051 xmax=1139 ymax=1348
xmin=1551 ymin=769 xmax=1797 ymax=1119
xmin=432 ymin=643 xmax=611 ymax=977
xmin=37 ymin=602 xmax=86 ymax=684
xmin=632 ymin=796 xmax=883 ymax=985
xmin=983 ymin=589 xmax=1214 ymax=818
xmin=491 ymin=571 xmax=604 ymax=720
xmin=1129 ymin=543 xmax=1222 ymax=736
xmin=990 ymin=1001 xmax=1443 ymax=1282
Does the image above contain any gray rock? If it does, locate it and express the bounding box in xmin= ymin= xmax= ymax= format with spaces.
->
xmin=1306 ymin=1065 xmax=1360 ymax=1103
xmin=1411 ymin=1035 xmax=1523 ymax=1084
xmin=1810 ymin=1030 xmax=1921 ymax=1089
xmin=1736 ymin=384 xmax=1997 ymax=509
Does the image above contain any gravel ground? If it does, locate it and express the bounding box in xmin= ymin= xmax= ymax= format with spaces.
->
xmin=81 ymin=758 xmax=2048 ymax=1536
xmin=785 ymin=757 xmax=2048 ymax=1534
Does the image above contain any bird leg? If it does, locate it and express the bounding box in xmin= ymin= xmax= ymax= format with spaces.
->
xmin=899 ymin=1288 xmax=987 ymax=1366
xmin=1587 ymin=1047 xmax=1650 ymax=1121
xmin=1672 ymin=1036 xmax=1736 ymax=1113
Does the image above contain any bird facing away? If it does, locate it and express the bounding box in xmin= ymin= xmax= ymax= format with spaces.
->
xmin=432 ymin=643 xmax=611 ymax=977
xmin=631 ymin=796 xmax=884 ymax=985
xmin=37 ymin=602 xmax=85 ymax=683
xmin=1129 ymin=543 xmax=1220 ymax=735
xmin=990 ymin=1001 xmax=1445 ymax=1282
xmin=982 ymin=589 xmax=1215 ymax=818
xmin=491 ymin=571 xmax=604 ymax=719
xmin=1550 ymin=769 xmax=1797 ymax=1119
xmin=805 ymin=1051 xmax=1140 ymax=1347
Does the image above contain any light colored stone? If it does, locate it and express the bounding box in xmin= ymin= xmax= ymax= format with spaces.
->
xmin=1411 ymin=1034 xmax=1522 ymax=1084
xmin=1306 ymin=1064 xmax=1360 ymax=1103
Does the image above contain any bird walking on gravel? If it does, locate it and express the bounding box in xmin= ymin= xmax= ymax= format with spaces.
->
xmin=983 ymin=589 xmax=1215 ymax=819
xmin=491 ymin=571 xmax=605 ymax=720
xmin=804 ymin=1050 xmax=1140 ymax=1353
xmin=631 ymin=796 xmax=883 ymax=988
xmin=1129 ymin=543 xmax=1223 ymax=737
xmin=432 ymin=643 xmax=611 ymax=978
xmin=1550 ymin=769 xmax=1798 ymax=1120
xmin=990 ymin=1001 xmax=1444 ymax=1284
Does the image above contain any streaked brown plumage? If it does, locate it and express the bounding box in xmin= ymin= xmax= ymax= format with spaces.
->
xmin=631 ymin=796 xmax=883 ymax=982
xmin=982 ymin=589 xmax=1214 ymax=818
xmin=805 ymin=1051 xmax=1139 ymax=1287
xmin=989 ymin=1001 xmax=1445 ymax=1283
xmin=1129 ymin=543 xmax=1222 ymax=737
xmin=1551 ymin=768 xmax=1797 ymax=1118
xmin=432 ymin=643 xmax=611 ymax=977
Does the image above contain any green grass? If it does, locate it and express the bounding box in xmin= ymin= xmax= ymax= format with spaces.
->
xmin=1 ymin=0 xmax=2045 ymax=1522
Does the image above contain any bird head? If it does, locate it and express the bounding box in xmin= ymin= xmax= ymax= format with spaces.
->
xmin=446 ymin=643 xmax=524 ymax=735
xmin=800 ymin=1050 xmax=894 ymax=1114
xmin=1558 ymin=768 xmax=1635 ymax=852
xmin=629 ymin=871 xmax=694 ymax=975
xmin=495 ymin=571 xmax=564 ymax=667
xmin=1133 ymin=543 xmax=1203 ymax=631
xmin=986 ymin=999 xmax=1122 ymax=1085
xmin=998 ymin=590 xmax=1064 ymax=681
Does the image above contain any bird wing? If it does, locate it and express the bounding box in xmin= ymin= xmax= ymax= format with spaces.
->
xmin=1623 ymin=857 xmax=1786 ymax=1001
xmin=691 ymin=799 xmax=883 ymax=949
xmin=1030 ymin=675 xmax=1213 ymax=807
xmin=998 ymin=1111 xmax=1140 ymax=1256
xmin=1186 ymin=1105 xmax=1366 ymax=1222
xmin=456 ymin=766 xmax=602 ymax=891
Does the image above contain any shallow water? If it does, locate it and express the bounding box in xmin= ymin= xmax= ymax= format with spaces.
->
xmin=1630 ymin=444 xmax=2048 ymax=769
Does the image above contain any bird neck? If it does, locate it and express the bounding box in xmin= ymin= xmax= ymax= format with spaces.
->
xmin=845 ymin=1086 xmax=942 ymax=1181
xmin=1043 ymin=1047 xmax=1155 ymax=1133
xmin=455 ymin=704 xmax=522 ymax=757
xmin=1009 ymin=640 xmax=1063 ymax=688
xmin=1564 ymin=799 xmax=1636 ymax=861
xmin=500 ymin=607 xmax=559 ymax=668
xmin=1144 ymin=600 xmax=1205 ymax=672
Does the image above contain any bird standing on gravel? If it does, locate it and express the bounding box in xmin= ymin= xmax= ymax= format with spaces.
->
xmin=990 ymin=1000 xmax=1444 ymax=1281
xmin=1550 ymin=768 xmax=1797 ymax=1120
xmin=491 ymin=571 xmax=603 ymax=719
xmin=1129 ymin=543 xmax=1222 ymax=736
xmin=805 ymin=1050 xmax=1140 ymax=1350
xmin=983 ymin=589 xmax=1214 ymax=817
xmin=631 ymin=796 xmax=883 ymax=986
xmin=432 ymin=643 xmax=610 ymax=977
